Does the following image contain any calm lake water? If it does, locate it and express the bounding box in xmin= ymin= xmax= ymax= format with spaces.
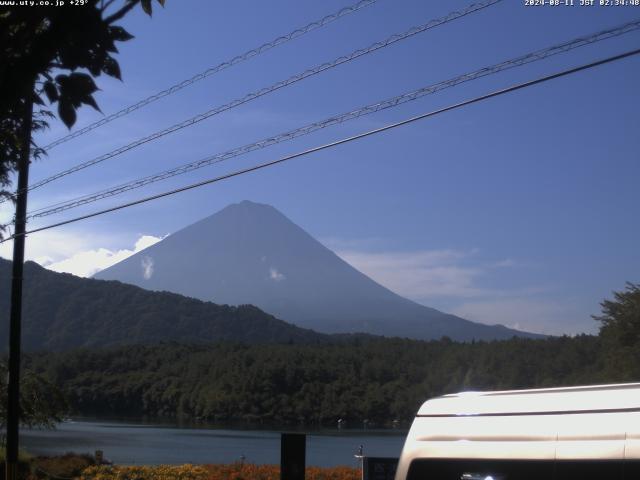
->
xmin=21 ymin=419 xmax=407 ymax=467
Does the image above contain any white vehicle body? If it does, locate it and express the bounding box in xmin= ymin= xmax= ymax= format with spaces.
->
xmin=395 ymin=382 xmax=640 ymax=480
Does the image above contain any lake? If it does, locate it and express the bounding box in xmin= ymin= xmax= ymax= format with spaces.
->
xmin=21 ymin=419 xmax=407 ymax=467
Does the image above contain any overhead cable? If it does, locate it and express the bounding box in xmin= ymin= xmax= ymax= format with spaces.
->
xmin=5 ymin=47 xmax=638 ymax=242
xmin=20 ymin=0 xmax=502 ymax=196
xmin=41 ymin=0 xmax=379 ymax=151
xmin=27 ymin=18 xmax=640 ymax=219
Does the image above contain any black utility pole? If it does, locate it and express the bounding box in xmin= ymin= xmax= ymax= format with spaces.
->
xmin=5 ymin=84 xmax=34 ymax=480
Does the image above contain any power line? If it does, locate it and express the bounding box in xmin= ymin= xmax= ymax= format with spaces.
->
xmin=26 ymin=19 xmax=640 ymax=219
xmin=28 ymin=0 xmax=501 ymax=192
xmin=41 ymin=0 xmax=379 ymax=151
xmin=20 ymin=0 xmax=502 ymax=196
xmin=5 ymin=47 xmax=638 ymax=243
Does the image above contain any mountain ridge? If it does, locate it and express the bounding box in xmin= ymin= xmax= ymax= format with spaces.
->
xmin=0 ymin=258 xmax=334 ymax=351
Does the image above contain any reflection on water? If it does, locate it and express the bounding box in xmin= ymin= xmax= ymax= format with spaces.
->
xmin=22 ymin=419 xmax=406 ymax=467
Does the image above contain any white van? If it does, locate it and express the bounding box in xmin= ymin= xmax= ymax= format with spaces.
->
xmin=395 ymin=382 xmax=640 ymax=480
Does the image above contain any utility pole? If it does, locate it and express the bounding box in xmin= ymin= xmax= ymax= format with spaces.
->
xmin=5 ymin=82 xmax=34 ymax=480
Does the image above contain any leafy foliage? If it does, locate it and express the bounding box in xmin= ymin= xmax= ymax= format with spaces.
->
xmin=30 ymin=453 xmax=96 ymax=480
xmin=592 ymin=282 xmax=640 ymax=381
xmin=0 ymin=0 xmax=164 ymax=233
xmin=0 ymin=362 xmax=68 ymax=432
xmin=594 ymin=282 xmax=640 ymax=346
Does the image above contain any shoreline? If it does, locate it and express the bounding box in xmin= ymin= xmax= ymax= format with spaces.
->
xmin=46 ymin=416 xmax=409 ymax=435
xmin=22 ymin=419 xmax=406 ymax=468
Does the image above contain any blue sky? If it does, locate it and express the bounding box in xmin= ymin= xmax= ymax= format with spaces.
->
xmin=1 ymin=0 xmax=638 ymax=335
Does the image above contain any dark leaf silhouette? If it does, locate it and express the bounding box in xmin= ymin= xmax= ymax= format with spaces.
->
xmin=141 ymin=0 xmax=152 ymax=16
xmin=0 ymin=0 xmax=166 ymax=225
xmin=43 ymin=81 xmax=59 ymax=103
xmin=108 ymin=25 xmax=135 ymax=42
xmin=58 ymin=101 xmax=76 ymax=129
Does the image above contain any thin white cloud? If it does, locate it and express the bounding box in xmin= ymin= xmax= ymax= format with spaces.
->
xmin=269 ymin=267 xmax=285 ymax=282
xmin=337 ymin=249 xmax=491 ymax=299
xmin=0 ymin=230 xmax=103 ymax=265
xmin=141 ymin=256 xmax=155 ymax=280
xmin=320 ymin=236 xmax=385 ymax=251
xmin=451 ymin=298 xmax=589 ymax=336
xmin=334 ymin=245 xmax=588 ymax=334
xmin=491 ymin=258 xmax=518 ymax=268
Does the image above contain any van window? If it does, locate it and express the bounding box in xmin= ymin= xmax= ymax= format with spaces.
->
xmin=406 ymin=459 xmax=629 ymax=479
xmin=406 ymin=459 xmax=554 ymax=480
xmin=555 ymin=460 xmax=623 ymax=479
xmin=625 ymin=460 xmax=640 ymax=479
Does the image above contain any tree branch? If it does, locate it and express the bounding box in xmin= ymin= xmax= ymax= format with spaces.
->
xmin=104 ymin=0 xmax=139 ymax=25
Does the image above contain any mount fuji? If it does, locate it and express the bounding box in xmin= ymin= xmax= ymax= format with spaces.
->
xmin=94 ymin=201 xmax=540 ymax=341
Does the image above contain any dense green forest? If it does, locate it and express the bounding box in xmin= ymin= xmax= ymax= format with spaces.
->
xmin=23 ymin=334 xmax=636 ymax=426
xmin=16 ymin=283 xmax=640 ymax=426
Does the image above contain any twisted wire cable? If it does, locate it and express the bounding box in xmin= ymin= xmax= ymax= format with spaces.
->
xmin=22 ymin=0 xmax=502 ymax=197
xmin=5 ymin=47 xmax=639 ymax=242
xmin=27 ymin=18 xmax=640 ymax=219
xmin=41 ymin=0 xmax=379 ymax=151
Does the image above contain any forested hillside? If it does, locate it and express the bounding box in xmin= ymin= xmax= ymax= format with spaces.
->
xmin=0 ymin=259 xmax=329 ymax=350
xmin=25 ymin=333 xmax=636 ymax=426
xmin=13 ymin=275 xmax=640 ymax=426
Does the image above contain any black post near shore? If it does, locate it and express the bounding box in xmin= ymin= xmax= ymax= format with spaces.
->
xmin=281 ymin=433 xmax=306 ymax=480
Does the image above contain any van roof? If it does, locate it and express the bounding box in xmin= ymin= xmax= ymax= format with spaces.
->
xmin=417 ymin=382 xmax=640 ymax=417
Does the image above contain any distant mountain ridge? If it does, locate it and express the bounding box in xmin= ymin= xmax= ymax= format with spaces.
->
xmin=0 ymin=259 xmax=330 ymax=351
xmin=95 ymin=200 xmax=541 ymax=341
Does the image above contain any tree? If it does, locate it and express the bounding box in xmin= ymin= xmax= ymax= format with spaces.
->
xmin=1 ymin=4 xmax=164 ymax=476
xmin=594 ymin=282 xmax=640 ymax=347
xmin=0 ymin=0 xmax=165 ymax=233
xmin=0 ymin=362 xmax=68 ymax=442
xmin=593 ymin=282 xmax=640 ymax=380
